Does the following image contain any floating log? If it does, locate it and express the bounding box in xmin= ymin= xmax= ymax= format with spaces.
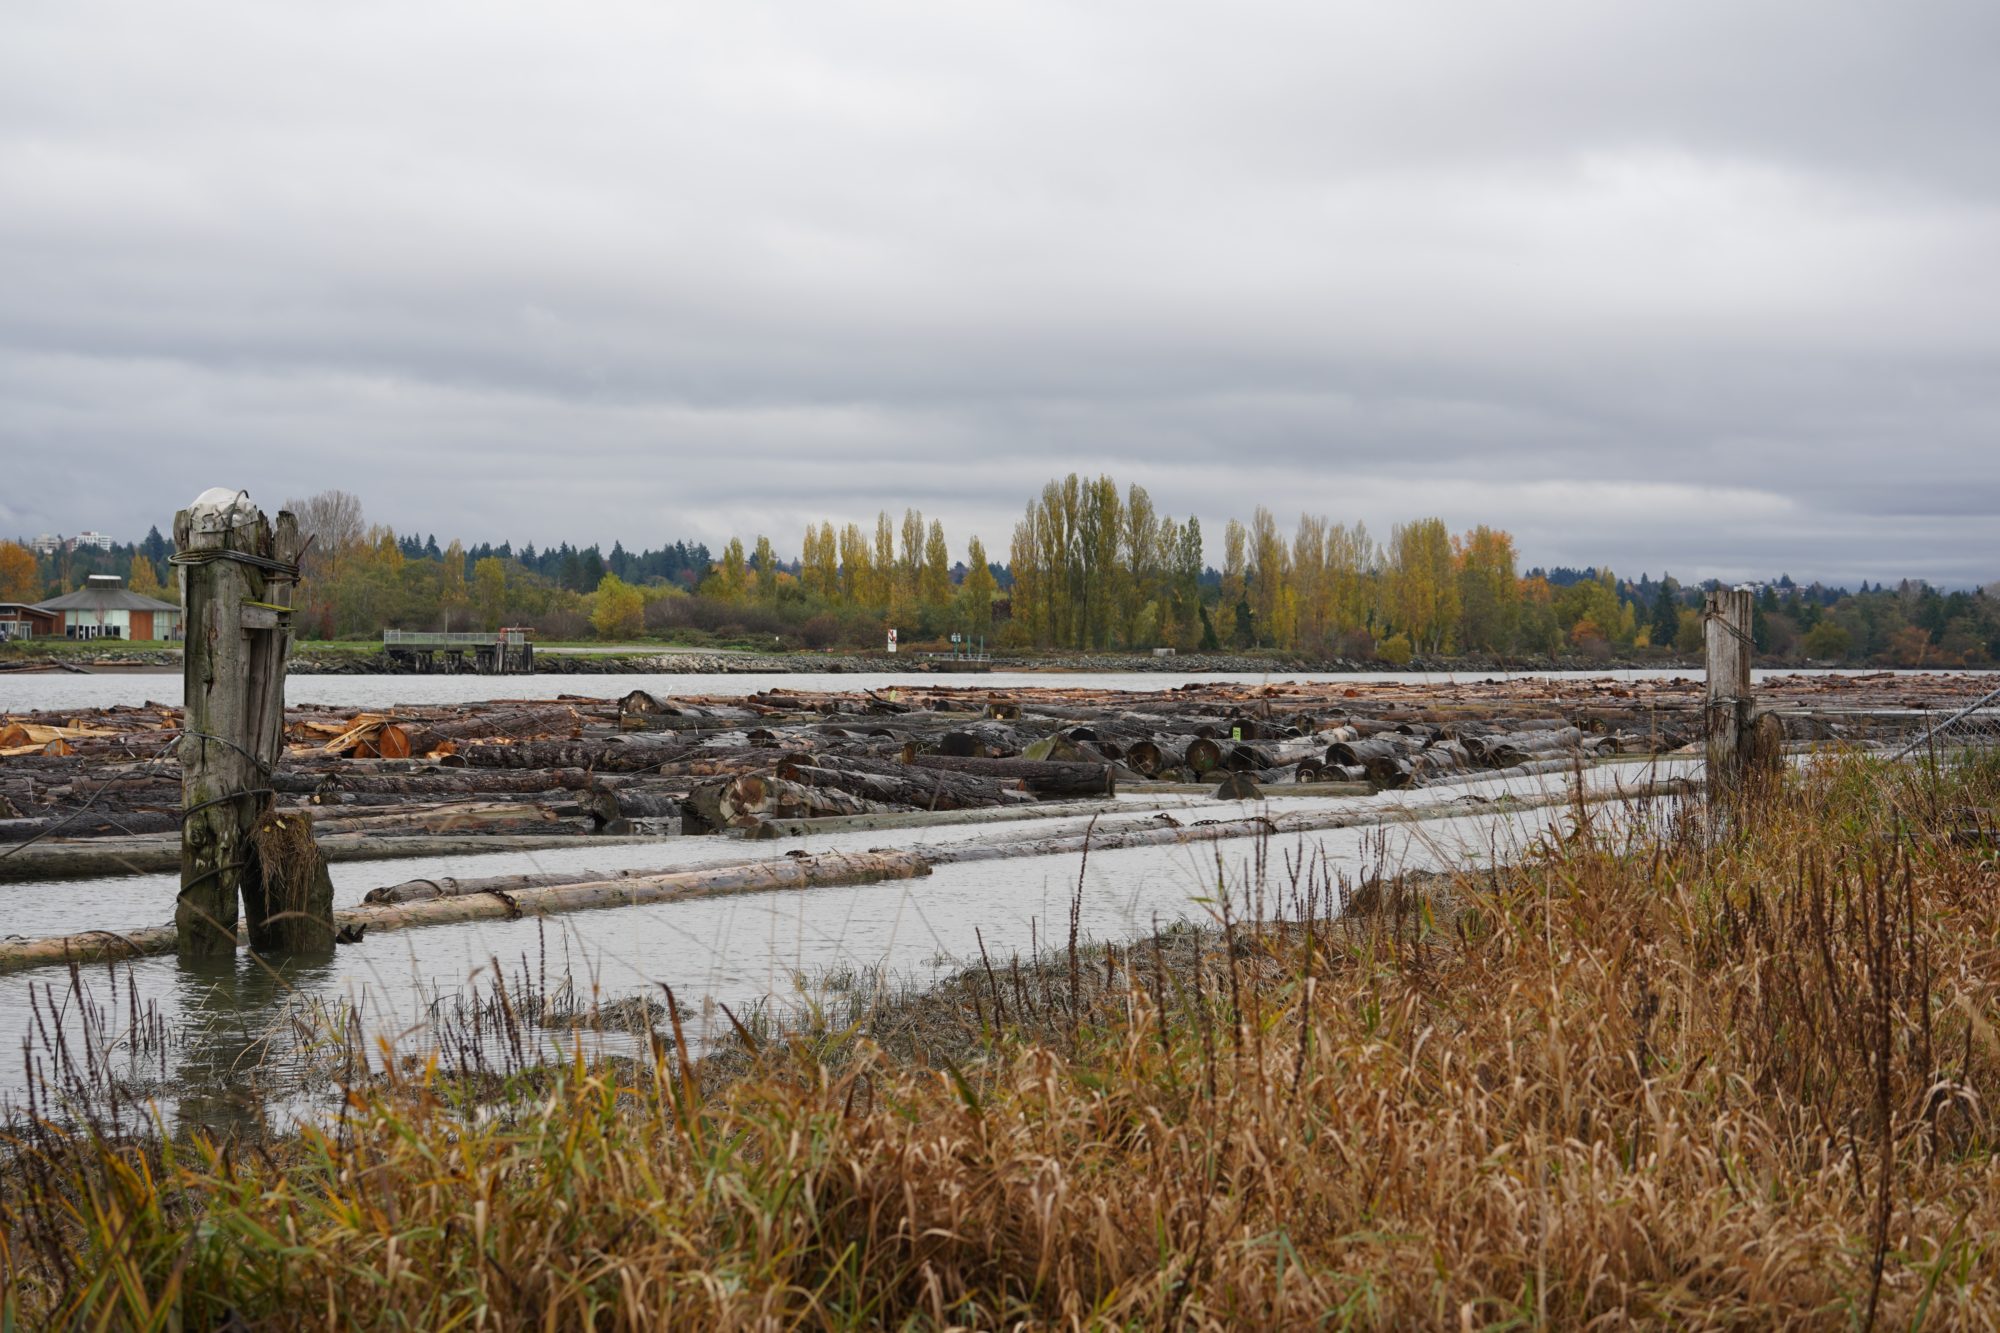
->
xmin=687 ymin=773 xmax=893 ymax=830
xmin=906 ymin=754 xmax=1115 ymax=798
xmin=0 ymin=830 xmax=672 ymax=883
xmin=0 ymin=849 xmax=931 ymax=972
xmin=1122 ymin=738 xmax=1186 ymax=777
xmin=780 ymin=754 xmax=1030 ymax=811
xmin=450 ymin=735 xmax=696 ymax=771
xmin=927 ymin=777 xmax=1694 ymax=866
xmin=742 ymin=796 xmax=1152 ymax=840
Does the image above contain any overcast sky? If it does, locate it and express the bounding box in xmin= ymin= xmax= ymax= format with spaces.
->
xmin=3 ymin=1 xmax=1995 ymax=586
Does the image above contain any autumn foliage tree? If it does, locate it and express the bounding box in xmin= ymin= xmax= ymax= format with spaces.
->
xmin=0 ymin=542 xmax=42 ymax=603
xmin=200 ymin=478 xmax=2000 ymax=668
xmin=127 ymin=552 xmax=168 ymax=601
xmin=1386 ymin=518 xmax=1460 ymax=654
xmin=1453 ymin=526 xmax=1520 ymax=652
xmin=590 ymin=573 xmax=645 ymax=639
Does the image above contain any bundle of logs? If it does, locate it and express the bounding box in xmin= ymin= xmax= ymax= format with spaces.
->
xmin=0 ymin=672 xmax=1966 ymax=863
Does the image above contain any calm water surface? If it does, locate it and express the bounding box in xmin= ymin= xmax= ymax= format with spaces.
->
xmin=0 ymin=764 xmax=1688 ymax=1126
xmin=3 ymin=666 xmax=1973 ymax=713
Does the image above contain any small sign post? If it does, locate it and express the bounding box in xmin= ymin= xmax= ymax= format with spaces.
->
xmin=886 ymin=628 xmax=898 ymax=654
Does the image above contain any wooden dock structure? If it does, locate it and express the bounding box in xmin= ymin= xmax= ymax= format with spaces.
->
xmin=383 ymin=628 xmax=534 ymax=674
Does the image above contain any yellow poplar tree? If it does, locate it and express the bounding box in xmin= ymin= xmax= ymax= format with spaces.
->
xmin=1248 ymin=507 xmax=1290 ymax=648
xmin=591 ymin=573 xmax=645 ymax=639
xmin=715 ymin=538 xmax=748 ymax=602
xmin=1221 ymin=519 xmax=1248 ymax=615
xmin=1387 ymin=518 xmax=1459 ymax=653
xmin=919 ymin=520 xmax=952 ymax=611
xmin=960 ymin=535 xmax=997 ymax=633
xmin=1453 ymin=526 xmax=1520 ymax=652
xmin=838 ymin=524 xmax=870 ymax=606
xmin=870 ymin=514 xmax=896 ymax=611
xmin=753 ymin=535 xmax=778 ymax=601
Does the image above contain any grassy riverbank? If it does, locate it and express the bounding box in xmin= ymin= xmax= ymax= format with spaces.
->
xmin=4 ymin=753 xmax=1998 ymax=1326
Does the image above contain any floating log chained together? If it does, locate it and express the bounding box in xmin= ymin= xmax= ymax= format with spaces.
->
xmin=0 ymin=669 xmax=1959 ymax=886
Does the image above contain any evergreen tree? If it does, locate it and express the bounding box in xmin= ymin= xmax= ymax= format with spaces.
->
xmin=1650 ymin=578 xmax=1681 ymax=648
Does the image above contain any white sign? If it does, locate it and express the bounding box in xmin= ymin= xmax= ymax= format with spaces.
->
xmin=886 ymin=628 xmax=898 ymax=654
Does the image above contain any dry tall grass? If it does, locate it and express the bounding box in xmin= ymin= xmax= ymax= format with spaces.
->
xmin=4 ymin=754 xmax=1999 ymax=1328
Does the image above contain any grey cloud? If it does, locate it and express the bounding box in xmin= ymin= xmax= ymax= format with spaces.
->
xmin=1 ymin=0 xmax=1996 ymax=585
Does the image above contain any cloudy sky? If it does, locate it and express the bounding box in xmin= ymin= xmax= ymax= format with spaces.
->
xmin=3 ymin=0 xmax=1995 ymax=585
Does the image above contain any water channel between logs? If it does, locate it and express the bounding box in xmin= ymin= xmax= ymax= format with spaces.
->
xmin=0 ymin=754 xmax=1689 ymax=1124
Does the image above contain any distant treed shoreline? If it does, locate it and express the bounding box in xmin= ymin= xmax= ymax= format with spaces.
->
xmin=6 ymin=479 xmax=1995 ymax=668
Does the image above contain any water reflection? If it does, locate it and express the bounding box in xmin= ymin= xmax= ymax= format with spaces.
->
xmin=169 ymin=952 xmax=340 ymax=1138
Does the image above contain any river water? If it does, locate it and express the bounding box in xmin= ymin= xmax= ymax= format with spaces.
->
xmin=2 ymin=665 xmax=1974 ymax=713
xmin=0 ymin=753 xmax=1692 ymax=1130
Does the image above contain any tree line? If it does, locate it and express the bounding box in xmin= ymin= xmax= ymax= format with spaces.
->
xmin=6 ymin=481 xmax=1998 ymax=666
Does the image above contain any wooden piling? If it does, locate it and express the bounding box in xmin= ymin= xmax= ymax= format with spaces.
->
xmin=1703 ymin=587 xmax=1755 ymax=795
xmin=173 ymin=489 xmax=324 ymax=956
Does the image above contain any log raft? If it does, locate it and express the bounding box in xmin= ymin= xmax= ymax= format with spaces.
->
xmin=0 ymin=672 xmax=1959 ymax=881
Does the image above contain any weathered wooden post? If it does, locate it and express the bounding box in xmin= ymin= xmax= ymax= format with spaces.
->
xmin=1704 ymin=586 xmax=1780 ymax=797
xmin=174 ymin=489 xmax=333 ymax=958
xmin=1703 ymin=588 xmax=1752 ymax=792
